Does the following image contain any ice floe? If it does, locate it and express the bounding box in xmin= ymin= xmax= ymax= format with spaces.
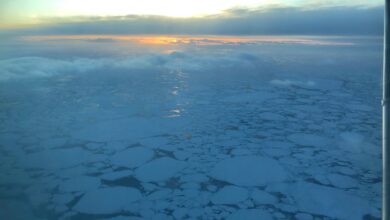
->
xmin=210 ymin=185 xmax=248 ymax=204
xmin=60 ymin=176 xmax=101 ymax=192
xmin=73 ymin=187 xmax=142 ymax=214
xmin=285 ymin=181 xmax=371 ymax=219
xmin=110 ymin=147 xmax=154 ymax=168
xmin=251 ymin=189 xmax=278 ymax=205
xmin=227 ymin=209 xmax=273 ymax=220
xmin=210 ymin=156 xmax=288 ymax=186
xmin=135 ymin=157 xmax=186 ymax=182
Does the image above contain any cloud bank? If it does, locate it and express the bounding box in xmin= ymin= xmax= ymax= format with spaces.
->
xmin=0 ymin=35 xmax=382 ymax=82
xmin=3 ymin=6 xmax=384 ymax=36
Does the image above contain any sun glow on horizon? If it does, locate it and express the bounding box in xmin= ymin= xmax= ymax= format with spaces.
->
xmin=0 ymin=0 xmax=383 ymax=28
xmin=0 ymin=0 xmax=278 ymax=28
xmin=20 ymin=35 xmax=355 ymax=46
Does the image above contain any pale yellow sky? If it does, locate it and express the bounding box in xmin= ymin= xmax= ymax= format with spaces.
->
xmin=0 ymin=0 xmax=383 ymax=28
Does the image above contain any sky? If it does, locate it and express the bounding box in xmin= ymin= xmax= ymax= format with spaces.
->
xmin=0 ymin=0 xmax=385 ymax=35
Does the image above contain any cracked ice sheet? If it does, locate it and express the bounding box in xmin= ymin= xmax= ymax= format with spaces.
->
xmin=0 ymin=36 xmax=382 ymax=219
xmin=73 ymin=187 xmax=142 ymax=214
xmin=210 ymin=156 xmax=289 ymax=186
xmin=267 ymin=181 xmax=374 ymax=220
xmin=135 ymin=157 xmax=186 ymax=182
xmin=110 ymin=147 xmax=154 ymax=168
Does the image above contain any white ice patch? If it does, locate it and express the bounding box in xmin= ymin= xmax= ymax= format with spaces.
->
xmin=210 ymin=156 xmax=288 ymax=186
xmin=327 ymin=173 xmax=358 ymax=189
xmin=60 ymin=176 xmax=101 ymax=192
xmin=251 ymin=189 xmax=278 ymax=205
xmin=338 ymin=132 xmax=378 ymax=155
xmin=227 ymin=209 xmax=273 ymax=220
xmin=287 ymin=181 xmax=371 ymax=220
xmin=270 ymin=79 xmax=342 ymax=90
xmin=73 ymin=187 xmax=142 ymax=214
xmin=110 ymin=147 xmax=154 ymax=168
xmin=135 ymin=157 xmax=186 ymax=182
xmin=340 ymin=132 xmax=364 ymax=145
xmin=210 ymin=186 xmax=248 ymax=205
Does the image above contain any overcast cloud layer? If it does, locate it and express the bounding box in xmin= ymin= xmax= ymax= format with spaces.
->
xmin=1 ymin=6 xmax=384 ymax=36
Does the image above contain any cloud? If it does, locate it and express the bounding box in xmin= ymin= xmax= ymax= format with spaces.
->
xmin=0 ymin=34 xmax=382 ymax=83
xmin=2 ymin=6 xmax=383 ymax=36
xmin=0 ymin=46 xmax=272 ymax=81
xmin=0 ymin=57 xmax=104 ymax=80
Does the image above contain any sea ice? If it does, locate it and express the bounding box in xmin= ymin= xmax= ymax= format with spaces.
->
xmin=327 ymin=173 xmax=358 ymax=189
xmin=146 ymin=189 xmax=172 ymax=200
xmin=51 ymin=194 xmax=74 ymax=205
xmin=99 ymin=216 xmax=143 ymax=220
xmin=60 ymin=176 xmax=101 ymax=192
xmin=251 ymin=189 xmax=278 ymax=205
xmin=151 ymin=213 xmax=173 ymax=220
xmin=338 ymin=132 xmax=378 ymax=156
xmin=110 ymin=147 xmax=154 ymax=168
xmin=100 ymin=170 xmax=134 ymax=181
xmin=262 ymin=148 xmax=290 ymax=157
xmin=210 ymin=185 xmax=248 ymax=204
xmin=73 ymin=187 xmax=142 ymax=214
xmin=0 ymin=199 xmax=46 ymax=220
xmin=270 ymin=79 xmax=315 ymax=88
xmin=287 ymin=134 xmax=331 ymax=147
xmin=288 ymin=181 xmax=371 ymax=219
xmin=226 ymin=209 xmax=273 ymax=220
xmin=135 ymin=157 xmax=186 ymax=182
xmin=0 ymin=36 xmax=382 ymax=219
xmin=210 ymin=156 xmax=288 ymax=186
xmin=294 ymin=212 xmax=314 ymax=220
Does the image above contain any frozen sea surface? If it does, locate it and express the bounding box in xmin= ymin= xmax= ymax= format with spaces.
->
xmin=0 ymin=35 xmax=383 ymax=219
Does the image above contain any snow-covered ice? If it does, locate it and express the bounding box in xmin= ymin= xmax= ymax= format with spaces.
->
xmin=286 ymin=181 xmax=373 ymax=219
xmin=135 ymin=157 xmax=186 ymax=182
xmin=110 ymin=147 xmax=154 ymax=168
xmin=210 ymin=156 xmax=288 ymax=186
xmin=210 ymin=185 xmax=248 ymax=204
xmin=251 ymin=189 xmax=278 ymax=205
xmin=227 ymin=209 xmax=273 ymax=220
xmin=73 ymin=187 xmax=142 ymax=214
xmin=60 ymin=176 xmax=101 ymax=192
xmin=0 ymin=35 xmax=382 ymax=219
